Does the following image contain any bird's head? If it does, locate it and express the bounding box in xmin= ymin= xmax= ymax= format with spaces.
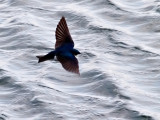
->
xmin=72 ymin=49 xmax=81 ymax=56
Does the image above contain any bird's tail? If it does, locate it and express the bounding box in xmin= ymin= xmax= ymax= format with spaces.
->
xmin=36 ymin=55 xmax=48 ymax=63
xmin=36 ymin=51 xmax=55 ymax=63
xmin=36 ymin=55 xmax=54 ymax=63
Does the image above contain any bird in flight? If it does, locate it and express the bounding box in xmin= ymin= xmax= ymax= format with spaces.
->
xmin=36 ymin=17 xmax=81 ymax=74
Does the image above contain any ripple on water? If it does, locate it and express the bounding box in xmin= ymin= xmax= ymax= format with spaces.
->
xmin=0 ymin=0 xmax=159 ymax=119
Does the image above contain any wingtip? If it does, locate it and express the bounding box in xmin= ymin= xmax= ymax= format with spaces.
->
xmin=78 ymin=72 xmax=80 ymax=76
xmin=71 ymin=71 xmax=80 ymax=75
xmin=74 ymin=69 xmax=80 ymax=75
xmin=59 ymin=16 xmax=65 ymax=22
xmin=61 ymin=16 xmax=65 ymax=19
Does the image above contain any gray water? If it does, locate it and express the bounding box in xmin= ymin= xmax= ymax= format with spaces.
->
xmin=0 ymin=0 xmax=160 ymax=120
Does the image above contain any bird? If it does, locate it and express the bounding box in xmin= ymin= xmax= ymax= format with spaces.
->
xmin=36 ymin=16 xmax=81 ymax=74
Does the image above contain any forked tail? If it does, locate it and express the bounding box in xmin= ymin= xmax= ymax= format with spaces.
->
xmin=36 ymin=55 xmax=47 ymax=63
xmin=36 ymin=51 xmax=55 ymax=63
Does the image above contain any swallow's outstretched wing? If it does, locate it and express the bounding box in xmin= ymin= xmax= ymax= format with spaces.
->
xmin=57 ymin=54 xmax=79 ymax=74
xmin=55 ymin=17 xmax=74 ymax=49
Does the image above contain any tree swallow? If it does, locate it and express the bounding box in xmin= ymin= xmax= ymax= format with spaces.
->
xmin=36 ymin=17 xmax=81 ymax=74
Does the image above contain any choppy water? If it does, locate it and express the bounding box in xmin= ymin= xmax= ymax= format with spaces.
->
xmin=0 ymin=0 xmax=160 ymax=120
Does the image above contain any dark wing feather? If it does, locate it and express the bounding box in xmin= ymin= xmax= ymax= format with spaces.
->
xmin=57 ymin=55 xmax=79 ymax=74
xmin=55 ymin=17 xmax=74 ymax=48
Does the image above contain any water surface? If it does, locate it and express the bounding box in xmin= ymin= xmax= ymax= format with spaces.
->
xmin=0 ymin=0 xmax=160 ymax=120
